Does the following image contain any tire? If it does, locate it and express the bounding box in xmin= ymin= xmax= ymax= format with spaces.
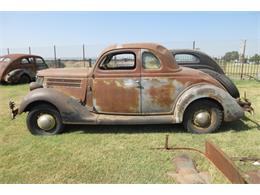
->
xmin=26 ymin=104 xmax=64 ymax=135
xmin=19 ymin=74 xmax=31 ymax=84
xmin=200 ymin=69 xmax=240 ymax=98
xmin=183 ymin=100 xmax=223 ymax=134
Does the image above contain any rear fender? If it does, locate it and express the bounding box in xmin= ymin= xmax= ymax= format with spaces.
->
xmin=4 ymin=69 xmax=33 ymax=83
xmin=173 ymin=84 xmax=244 ymax=123
xmin=19 ymin=88 xmax=96 ymax=124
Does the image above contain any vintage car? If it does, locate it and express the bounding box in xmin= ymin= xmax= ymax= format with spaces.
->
xmin=172 ymin=49 xmax=240 ymax=98
xmin=0 ymin=54 xmax=48 ymax=84
xmin=10 ymin=43 xmax=250 ymax=135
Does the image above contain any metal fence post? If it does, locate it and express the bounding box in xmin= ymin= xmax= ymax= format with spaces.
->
xmin=192 ymin=41 xmax=195 ymax=50
xmin=240 ymin=63 xmax=245 ymax=80
xmin=89 ymin=58 xmax=92 ymax=67
xmin=29 ymin=46 xmax=31 ymax=54
xmin=83 ymin=44 xmax=86 ymax=67
xmin=54 ymin=45 xmax=57 ymax=68
xmin=7 ymin=48 xmax=10 ymax=55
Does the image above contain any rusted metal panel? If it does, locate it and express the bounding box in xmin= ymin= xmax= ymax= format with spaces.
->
xmin=154 ymin=136 xmax=248 ymax=184
xmin=245 ymin=170 xmax=260 ymax=184
xmin=168 ymin=155 xmax=211 ymax=184
xmin=141 ymin=78 xmax=185 ymax=113
xmin=173 ymin=83 xmax=244 ymax=123
xmin=205 ymin=140 xmax=247 ymax=184
xmin=93 ymin=78 xmax=141 ymax=114
xmin=44 ymin=77 xmax=88 ymax=102
xmin=18 ymin=88 xmax=97 ymax=124
xmin=96 ymin=114 xmax=173 ymax=124
xmin=92 ymin=49 xmax=142 ymax=114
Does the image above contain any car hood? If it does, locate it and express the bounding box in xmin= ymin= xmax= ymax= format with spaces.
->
xmin=37 ymin=68 xmax=93 ymax=78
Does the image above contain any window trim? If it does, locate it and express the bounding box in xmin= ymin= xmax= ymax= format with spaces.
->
xmin=98 ymin=51 xmax=136 ymax=71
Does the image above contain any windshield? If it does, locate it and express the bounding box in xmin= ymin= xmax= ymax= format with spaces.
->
xmin=0 ymin=57 xmax=11 ymax=63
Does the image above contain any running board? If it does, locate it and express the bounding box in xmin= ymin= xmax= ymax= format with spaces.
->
xmin=96 ymin=114 xmax=175 ymax=125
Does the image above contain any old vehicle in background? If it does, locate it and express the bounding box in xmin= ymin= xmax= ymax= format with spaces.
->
xmin=172 ymin=49 xmax=240 ymax=98
xmin=10 ymin=43 xmax=250 ymax=135
xmin=0 ymin=54 xmax=48 ymax=84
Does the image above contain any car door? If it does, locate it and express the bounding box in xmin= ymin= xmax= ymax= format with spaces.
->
xmin=19 ymin=57 xmax=35 ymax=75
xmin=141 ymin=50 xmax=182 ymax=114
xmin=92 ymin=50 xmax=141 ymax=114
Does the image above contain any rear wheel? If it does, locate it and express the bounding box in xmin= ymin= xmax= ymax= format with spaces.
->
xmin=26 ymin=104 xmax=64 ymax=135
xmin=19 ymin=74 xmax=31 ymax=84
xmin=183 ymin=100 xmax=223 ymax=134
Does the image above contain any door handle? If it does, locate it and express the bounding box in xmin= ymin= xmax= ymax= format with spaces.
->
xmin=135 ymin=80 xmax=143 ymax=89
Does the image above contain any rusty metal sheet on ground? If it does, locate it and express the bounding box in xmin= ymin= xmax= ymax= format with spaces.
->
xmin=167 ymin=154 xmax=211 ymax=184
xmin=244 ymin=170 xmax=260 ymax=184
xmin=205 ymin=140 xmax=247 ymax=184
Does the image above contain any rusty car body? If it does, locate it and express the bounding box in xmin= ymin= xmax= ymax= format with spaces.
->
xmin=0 ymin=54 xmax=48 ymax=84
xmin=11 ymin=43 xmax=247 ymax=135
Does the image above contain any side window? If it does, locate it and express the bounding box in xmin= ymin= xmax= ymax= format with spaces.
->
xmin=35 ymin=57 xmax=48 ymax=69
xmin=174 ymin=54 xmax=200 ymax=64
xmin=100 ymin=53 xmax=135 ymax=70
xmin=142 ymin=52 xmax=161 ymax=69
xmin=20 ymin=58 xmax=30 ymax=64
xmin=28 ymin=57 xmax=34 ymax=63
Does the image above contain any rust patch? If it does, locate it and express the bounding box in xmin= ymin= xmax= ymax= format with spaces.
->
xmin=149 ymin=83 xmax=175 ymax=108
xmin=93 ymin=78 xmax=140 ymax=113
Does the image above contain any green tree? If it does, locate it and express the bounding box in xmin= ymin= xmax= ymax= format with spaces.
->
xmin=249 ymin=54 xmax=260 ymax=64
xmin=222 ymin=51 xmax=239 ymax=61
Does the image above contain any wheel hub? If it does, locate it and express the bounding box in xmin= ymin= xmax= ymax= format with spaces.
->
xmin=37 ymin=114 xmax=56 ymax=131
xmin=193 ymin=111 xmax=211 ymax=128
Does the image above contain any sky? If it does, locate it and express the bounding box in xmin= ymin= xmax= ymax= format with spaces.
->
xmin=0 ymin=12 xmax=259 ymax=58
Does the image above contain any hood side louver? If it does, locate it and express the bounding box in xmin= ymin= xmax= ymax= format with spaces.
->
xmin=46 ymin=78 xmax=82 ymax=88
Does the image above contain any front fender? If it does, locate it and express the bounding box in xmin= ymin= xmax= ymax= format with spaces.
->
xmin=173 ymin=84 xmax=244 ymax=123
xmin=19 ymin=88 xmax=96 ymax=124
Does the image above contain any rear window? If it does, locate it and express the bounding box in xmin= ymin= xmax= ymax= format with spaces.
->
xmin=0 ymin=57 xmax=11 ymax=63
xmin=175 ymin=54 xmax=200 ymax=63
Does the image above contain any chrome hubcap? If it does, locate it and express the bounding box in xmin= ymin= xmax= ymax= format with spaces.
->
xmin=193 ymin=111 xmax=211 ymax=128
xmin=37 ymin=114 xmax=56 ymax=131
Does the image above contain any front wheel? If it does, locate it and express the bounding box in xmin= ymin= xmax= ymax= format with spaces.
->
xmin=183 ymin=100 xmax=223 ymax=134
xmin=26 ymin=104 xmax=64 ymax=135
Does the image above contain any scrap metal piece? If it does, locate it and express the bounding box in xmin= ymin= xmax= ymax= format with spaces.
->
xmin=244 ymin=170 xmax=260 ymax=184
xmin=9 ymin=100 xmax=18 ymax=119
xmin=154 ymin=135 xmax=249 ymax=184
xmin=205 ymin=140 xmax=247 ymax=184
xmin=168 ymin=154 xmax=211 ymax=184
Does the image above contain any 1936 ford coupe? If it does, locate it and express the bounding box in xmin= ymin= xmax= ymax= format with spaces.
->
xmin=10 ymin=43 xmax=248 ymax=135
